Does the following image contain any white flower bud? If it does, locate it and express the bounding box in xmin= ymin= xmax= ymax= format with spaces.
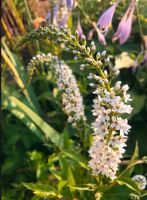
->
xmin=87 ymin=74 xmax=93 ymax=79
xmin=90 ymin=41 xmax=96 ymax=51
xmin=104 ymin=70 xmax=108 ymax=76
xmin=87 ymin=47 xmax=91 ymax=54
xmin=96 ymin=52 xmax=101 ymax=60
xmin=97 ymin=61 xmax=103 ymax=66
xmin=89 ymin=83 xmax=95 ymax=87
xmin=101 ymin=50 xmax=106 ymax=56
xmin=132 ymin=175 xmax=147 ymax=190
xmin=105 ymin=57 xmax=110 ymax=63
xmin=86 ymin=57 xmax=93 ymax=63
xmin=80 ymin=45 xmax=86 ymax=50
xmin=73 ymin=50 xmax=77 ymax=54
xmin=122 ymin=84 xmax=129 ymax=92
xmin=114 ymin=70 xmax=120 ymax=76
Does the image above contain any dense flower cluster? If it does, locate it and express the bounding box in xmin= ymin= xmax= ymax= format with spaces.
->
xmin=27 ymin=53 xmax=86 ymax=126
xmin=88 ymin=55 xmax=133 ymax=179
xmin=132 ymin=175 xmax=147 ymax=190
xmin=54 ymin=59 xmax=86 ymax=126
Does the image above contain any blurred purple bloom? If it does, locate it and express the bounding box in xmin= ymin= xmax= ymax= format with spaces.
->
xmin=87 ymin=29 xmax=95 ymax=41
xmin=76 ymin=16 xmax=83 ymax=40
xmin=87 ymin=26 xmax=106 ymax=46
xmin=97 ymin=0 xmax=119 ymax=33
xmin=131 ymin=51 xmax=143 ymax=74
xmin=59 ymin=14 xmax=68 ymax=27
xmin=143 ymin=50 xmax=147 ymax=65
xmin=66 ymin=0 xmax=74 ymax=9
xmin=46 ymin=12 xmax=51 ymax=21
xmin=132 ymin=50 xmax=147 ymax=74
xmin=96 ymin=27 xmax=107 ymax=46
xmin=112 ymin=0 xmax=136 ymax=45
xmin=52 ymin=3 xmax=59 ymax=25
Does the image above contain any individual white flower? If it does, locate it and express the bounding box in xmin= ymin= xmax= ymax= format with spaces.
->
xmin=132 ymin=175 xmax=147 ymax=190
xmin=112 ymin=102 xmax=133 ymax=114
xmin=111 ymin=117 xmax=131 ymax=135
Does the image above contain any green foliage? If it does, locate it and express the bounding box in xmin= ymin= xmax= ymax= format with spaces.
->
xmin=2 ymin=0 xmax=147 ymax=199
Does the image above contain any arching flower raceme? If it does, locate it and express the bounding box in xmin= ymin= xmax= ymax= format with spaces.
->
xmin=88 ymin=51 xmax=133 ymax=180
xmin=27 ymin=53 xmax=86 ymax=127
xmin=54 ymin=60 xmax=86 ymax=126
xmin=112 ymin=0 xmax=136 ymax=44
xmin=97 ymin=0 xmax=119 ymax=33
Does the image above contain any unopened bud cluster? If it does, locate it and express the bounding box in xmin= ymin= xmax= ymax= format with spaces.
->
xmin=132 ymin=175 xmax=147 ymax=190
xmin=27 ymin=53 xmax=86 ymax=126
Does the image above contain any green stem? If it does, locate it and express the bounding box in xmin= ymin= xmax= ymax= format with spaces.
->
xmin=23 ymin=0 xmax=40 ymax=51
xmin=76 ymin=2 xmax=111 ymax=92
xmin=23 ymin=0 xmax=33 ymax=29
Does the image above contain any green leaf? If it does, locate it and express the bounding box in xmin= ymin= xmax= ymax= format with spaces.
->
xmin=31 ymin=196 xmax=40 ymax=200
xmin=2 ymin=97 xmax=43 ymax=141
xmin=62 ymin=150 xmax=88 ymax=169
xmin=23 ymin=183 xmax=62 ymax=198
xmin=3 ymin=96 xmax=62 ymax=148
xmin=122 ymin=141 xmax=139 ymax=177
xmin=103 ymin=185 xmax=133 ymax=200
xmin=68 ymin=184 xmax=96 ymax=191
xmin=58 ymin=180 xmax=69 ymax=193
xmin=116 ymin=177 xmax=141 ymax=194
xmin=130 ymin=92 xmax=146 ymax=117
xmin=59 ymin=156 xmax=76 ymax=186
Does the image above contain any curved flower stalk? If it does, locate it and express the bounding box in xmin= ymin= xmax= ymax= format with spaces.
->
xmin=17 ymin=25 xmax=133 ymax=180
xmin=112 ymin=0 xmax=136 ymax=44
xmin=27 ymin=53 xmax=86 ymax=127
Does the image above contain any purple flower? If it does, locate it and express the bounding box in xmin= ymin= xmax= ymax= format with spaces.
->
xmin=66 ymin=0 xmax=74 ymax=9
xmin=93 ymin=23 xmax=107 ymax=46
xmin=87 ymin=29 xmax=95 ymax=41
xmin=97 ymin=0 xmax=119 ymax=33
xmin=52 ymin=3 xmax=59 ymax=25
xmin=112 ymin=0 xmax=136 ymax=44
xmin=143 ymin=50 xmax=147 ymax=64
xmin=96 ymin=27 xmax=107 ymax=46
xmin=76 ymin=16 xmax=83 ymax=40
xmin=59 ymin=14 xmax=68 ymax=27
xmin=131 ymin=51 xmax=143 ymax=74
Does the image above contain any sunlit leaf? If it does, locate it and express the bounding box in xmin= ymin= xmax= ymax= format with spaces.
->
xmin=23 ymin=183 xmax=62 ymax=198
xmin=62 ymin=150 xmax=88 ymax=169
xmin=3 ymin=96 xmax=62 ymax=148
xmin=116 ymin=177 xmax=141 ymax=194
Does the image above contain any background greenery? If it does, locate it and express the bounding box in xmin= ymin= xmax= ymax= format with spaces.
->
xmin=1 ymin=0 xmax=147 ymax=199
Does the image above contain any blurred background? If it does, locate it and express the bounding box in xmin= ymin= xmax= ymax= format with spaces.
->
xmin=1 ymin=0 xmax=147 ymax=199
